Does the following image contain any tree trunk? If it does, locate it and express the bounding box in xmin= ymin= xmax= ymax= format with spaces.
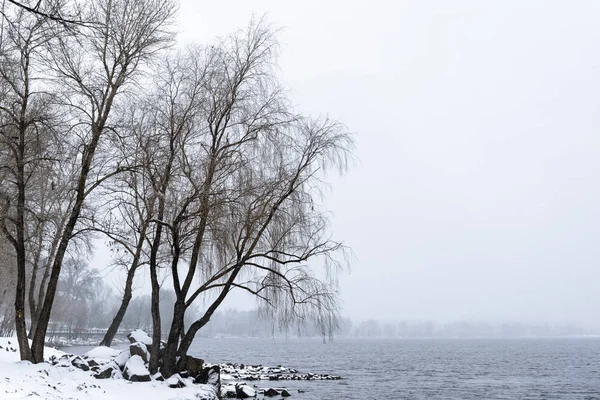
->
xmin=32 ymin=222 xmax=62 ymax=337
xmin=148 ymin=195 xmax=167 ymax=374
xmin=100 ymin=219 xmax=148 ymax=347
xmin=161 ymin=300 xmax=185 ymax=377
xmin=28 ymin=198 xmax=47 ymax=338
xmin=27 ymin=256 xmax=40 ymax=339
xmin=99 ymin=280 xmax=133 ymax=347
xmin=171 ymin=268 xmax=242 ymax=373
xmin=31 ymin=122 xmax=105 ymax=363
xmin=14 ymin=110 xmax=32 ymax=361
xmin=149 ymin=261 xmax=161 ymax=374
xmin=31 ymin=214 xmax=79 ymax=362
xmin=14 ymin=248 xmax=31 ymax=361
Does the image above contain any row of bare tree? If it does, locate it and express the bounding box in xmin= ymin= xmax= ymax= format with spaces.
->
xmin=0 ymin=0 xmax=353 ymax=378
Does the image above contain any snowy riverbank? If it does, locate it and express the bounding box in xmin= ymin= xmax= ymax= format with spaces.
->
xmin=0 ymin=336 xmax=217 ymax=400
xmin=1 ymin=332 xmax=344 ymax=399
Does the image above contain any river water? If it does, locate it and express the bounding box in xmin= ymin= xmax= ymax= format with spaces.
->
xmin=188 ymin=337 xmax=600 ymax=400
xmin=63 ymin=337 xmax=600 ymax=399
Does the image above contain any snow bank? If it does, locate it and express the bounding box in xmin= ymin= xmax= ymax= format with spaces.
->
xmin=0 ymin=337 xmax=63 ymax=362
xmin=0 ymin=337 xmax=218 ymax=400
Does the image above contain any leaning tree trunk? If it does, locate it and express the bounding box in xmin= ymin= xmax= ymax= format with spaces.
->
xmin=100 ymin=220 xmax=148 ymax=347
xmin=31 ymin=220 xmax=63 ymax=338
xmin=31 ymin=122 xmax=104 ymax=363
xmin=165 ymin=269 xmax=242 ymax=376
xmin=99 ymin=274 xmax=134 ymax=347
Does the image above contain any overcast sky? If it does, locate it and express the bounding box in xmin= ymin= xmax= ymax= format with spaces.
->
xmin=110 ymin=0 xmax=600 ymax=326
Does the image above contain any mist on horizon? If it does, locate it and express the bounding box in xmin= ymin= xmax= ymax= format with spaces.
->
xmin=80 ymin=0 xmax=600 ymax=332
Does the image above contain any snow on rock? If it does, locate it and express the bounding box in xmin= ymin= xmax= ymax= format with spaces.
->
xmin=70 ymin=355 xmax=90 ymax=371
xmin=194 ymin=365 xmax=220 ymax=385
xmin=264 ymin=388 xmax=279 ymax=397
xmin=93 ymin=361 xmax=121 ymax=379
xmin=129 ymin=341 xmax=150 ymax=363
xmin=151 ymin=372 xmax=165 ymax=381
xmin=84 ymin=346 xmax=120 ymax=363
xmin=235 ymin=383 xmax=257 ymax=398
xmin=113 ymin=349 xmax=131 ymax=368
xmin=221 ymin=384 xmax=237 ymax=398
xmin=219 ymin=362 xmax=342 ymax=381
xmin=127 ymin=329 xmax=152 ymax=346
xmin=123 ymin=354 xmax=151 ymax=382
xmin=166 ymin=373 xmax=187 ymax=388
xmin=55 ymin=354 xmax=73 ymax=368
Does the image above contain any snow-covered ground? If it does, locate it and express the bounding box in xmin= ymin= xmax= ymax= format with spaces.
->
xmin=0 ymin=337 xmax=217 ymax=400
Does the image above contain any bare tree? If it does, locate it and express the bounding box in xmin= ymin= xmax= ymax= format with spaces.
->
xmin=126 ymin=20 xmax=354 ymax=377
xmin=19 ymin=0 xmax=175 ymax=363
xmin=2 ymin=0 xmax=88 ymax=26
xmin=0 ymin=5 xmax=60 ymax=360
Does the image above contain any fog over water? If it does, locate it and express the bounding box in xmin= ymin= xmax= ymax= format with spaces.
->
xmin=95 ymin=1 xmax=600 ymax=329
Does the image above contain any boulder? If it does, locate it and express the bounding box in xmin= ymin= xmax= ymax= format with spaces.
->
xmin=129 ymin=342 xmax=150 ymax=363
xmin=195 ymin=365 xmax=220 ymax=386
xmin=93 ymin=362 xmax=119 ymax=379
xmin=166 ymin=373 xmax=186 ymax=388
xmin=111 ymin=368 xmax=124 ymax=380
xmin=123 ymin=355 xmax=151 ymax=382
xmin=235 ymin=383 xmax=256 ymax=398
xmin=56 ymin=354 xmax=72 ymax=368
xmin=221 ymin=385 xmax=237 ymax=398
xmin=281 ymin=389 xmax=291 ymax=397
xmin=264 ymin=388 xmax=279 ymax=397
xmin=151 ymin=372 xmax=164 ymax=382
xmin=114 ymin=350 xmax=131 ymax=368
xmin=127 ymin=329 xmax=153 ymax=346
xmin=84 ymin=346 xmax=120 ymax=363
xmin=87 ymin=358 xmax=100 ymax=367
xmin=71 ymin=356 xmax=90 ymax=371
xmin=185 ymin=356 xmax=204 ymax=377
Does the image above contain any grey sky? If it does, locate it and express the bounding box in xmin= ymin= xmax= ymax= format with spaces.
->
xmin=100 ymin=0 xmax=600 ymax=326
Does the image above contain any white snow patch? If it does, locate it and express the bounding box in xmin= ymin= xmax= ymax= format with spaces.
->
xmin=220 ymin=373 xmax=236 ymax=381
xmin=128 ymin=329 xmax=152 ymax=346
xmin=84 ymin=346 xmax=120 ymax=362
xmin=237 ymin=384 xmax=256 ymax=397
xmin=113 ymin=349 xmax=131 ymax=368
xmin=123 ymin=354 xmax=148 ymax=377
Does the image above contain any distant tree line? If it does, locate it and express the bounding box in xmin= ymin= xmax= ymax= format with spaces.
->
xmin=189 ymin=310 xmax=596 ymax=339
xmin=339 ymin=319 xmax=594 ymax=339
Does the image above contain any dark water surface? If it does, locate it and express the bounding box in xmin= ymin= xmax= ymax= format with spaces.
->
xmin=188 ymin=337 xmax=600 ymax=400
